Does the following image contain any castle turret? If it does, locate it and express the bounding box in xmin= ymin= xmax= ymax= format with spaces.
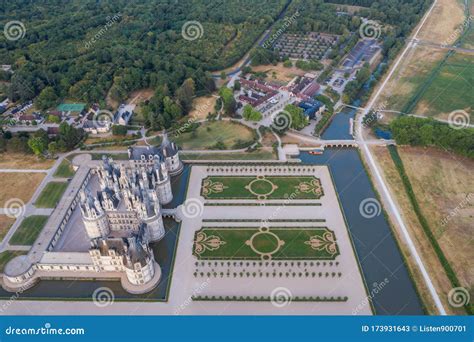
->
xmin=154 ymin=160 xmax=173 ymax=204
xmin=137 ymin=190 xmax=165 ymax=242
xmin=123 ymin=233 xmax=157 ymax=285
xmin=80 ymin=190 xmax=110 ymax=239
xmin=160 ymin=131 xmax=183 ymax=175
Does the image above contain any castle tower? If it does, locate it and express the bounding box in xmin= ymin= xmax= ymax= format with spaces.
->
xmin=160 ymin=131 xmax=183 ymax=175
xmin=154 ymin=160 xmax=173 ymax=205
xmin=123 ymin=228 xmax=158 ymax=285
xmin=138 ymin=191 xmax=165 ymax=242
xmin=79 ymin=190 xmax=110 ymax=239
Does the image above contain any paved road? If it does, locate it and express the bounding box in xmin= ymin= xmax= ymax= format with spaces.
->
xmin=355 ymin=0 xmax=446 ymax=315
xmin=342 ymin=104 xmax=474 ymax=128
xmin=286 ymin=131 xmax=395 ymax=146
xmin=408 ymin=38 xmax=474 ymax=54
xmin=0 ymin=168 xmax=49 ymax=173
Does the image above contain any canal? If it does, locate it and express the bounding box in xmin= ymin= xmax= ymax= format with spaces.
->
xmin=300 ymin=149 xmax=424 ymax=315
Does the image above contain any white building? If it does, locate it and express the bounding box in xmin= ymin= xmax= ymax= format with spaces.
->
xmin=115 ymin=104 xmax=135 ymax=126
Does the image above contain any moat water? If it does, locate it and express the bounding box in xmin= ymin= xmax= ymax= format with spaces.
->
xmin=321 ymin=101 xmax=359 ymax=140
xmin=300 ymin=149 xmax=424 ymax=315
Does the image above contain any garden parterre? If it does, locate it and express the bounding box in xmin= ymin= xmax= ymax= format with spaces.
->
xmin=193 ymin=226 xmax=339 ymax=260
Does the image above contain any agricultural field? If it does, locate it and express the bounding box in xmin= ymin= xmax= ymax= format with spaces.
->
xmin=34 ymin=182 xmax=68 ymax=208
xmin=460 ymin=0 xmax=474 ymax=49
xmin=201 ymin=176 xmax=324 ymax=200
xmin=377 ymin=46 xmax=447 ymax=112
xmin=398 ymin=147 xmax=473 ymax=290
xmin=410 ymin=52 xmax=474 ymax=119
xmin=193 ymin=227 xmax=339 ymax=260
xmin=416 ymin=0 xmax=466 ymax=43
xmin=372 ymin=145 xmax=473 ymax=314
xmin=171 ymin=121 xmax=256 ymax=150
xmin=9 ymin=215 xmax=49 ymax=245
xmin=375 ymin=0 xmax=469 ymax=116
xmin=0 ymin=173 xmax=45 ymax=207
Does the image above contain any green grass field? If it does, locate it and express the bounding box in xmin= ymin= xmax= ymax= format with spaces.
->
xmin=34 ymin=182 xmax=68 ymax=208
xmin=201 ymin=176 xmax=324 ymax=200
xmin=413 ymin=52 xmax=474 ymax=118
xmin=0 ymin=250 xmax=27 ymax=272
xmin=171 ymin=121 xmax=256 ymax=150
xmin=193 ymin=227 xmax=339 ymax=260
xmin=9 ymin=215 xmax=49 ymax=245
xmin=53 ymin=160 xmax=75 ymax=178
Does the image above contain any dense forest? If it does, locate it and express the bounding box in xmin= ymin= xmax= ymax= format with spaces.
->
xmin=1 ymin=0 xmax=287 ymax=106
xmin=390 ymin=116 xmax=474 ymax=158
xmin=1 ymin=0 xmax=434 ymax=131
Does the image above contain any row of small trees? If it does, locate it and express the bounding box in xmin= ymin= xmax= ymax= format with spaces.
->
xmin=194 ymin=261 xmax=339 ymax=267
xmin=193 ymin=270 xmax=343 ymax=279
xmin=193 ymin=295 xmax=348 ymax=302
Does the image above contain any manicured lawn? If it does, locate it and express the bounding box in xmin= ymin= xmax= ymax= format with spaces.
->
xmin=34 ymin=182 xmax=68 ymax=208
xmin=201 ymin=176 xmax=324 ymax=200
xmin=171 ymin=121 xmax=256 ymax=150
xmin=53 ymin=160 xmax=75 ymax=178
xmin=0 ymin=250 xmax=27 ymax=272
xmin=9 ymin=215 xmax=49 ymax=245
xmin=193 ymin=227 xmax=339 ymax=260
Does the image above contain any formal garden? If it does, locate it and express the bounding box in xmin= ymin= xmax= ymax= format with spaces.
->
xmin=201 ymin=175 xmax=324 ymax=200
xmin=193 ymin=227 xmax=339 ymax=260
